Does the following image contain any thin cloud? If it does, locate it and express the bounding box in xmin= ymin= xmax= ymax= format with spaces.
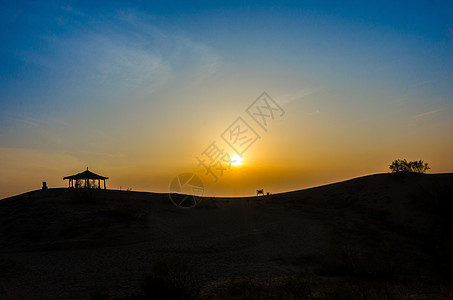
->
xmin=414 ymin=109 xmax=442 ymax=119
xmin=410 ymin=79 xmax=431 ymax=88
xmin=0 ymin=4 xmax=24 ymax=44
xmin=6 ymin=116 xmax=41 ymax=127
xmin=308 ymin=109 xmax=321 ymax=115
xmin=279 ymin=87 xmax=320 ymax=106
xmin=18 ymin=8 xmax=221 ymax=98
xmin=5 ymin=113 xmax=69 ymax=127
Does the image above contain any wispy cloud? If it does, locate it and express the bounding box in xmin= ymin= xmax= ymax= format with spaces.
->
xmin=0 ymin=4 xmax=24 ymax=45
xmin=19 ymin=8 xmax=221 ymax=99
xmin=414 ymin=109 xmax=442 ymax=119
xmin=4 ymin=112 xmax=69 ymax=127
xmin=5 ymin=115 xmax=42 ymax=127
xmin=307 ymin=109 xmax=321 ymax=115
xmin=278 ymin=87 xmax=320 ymax=106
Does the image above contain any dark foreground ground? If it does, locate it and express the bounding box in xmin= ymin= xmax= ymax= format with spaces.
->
xmin=0 ymin=173 xmax=452 ymax=299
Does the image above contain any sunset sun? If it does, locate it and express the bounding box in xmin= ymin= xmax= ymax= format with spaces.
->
xmin=231 ymin=155 xmax=242 ymax=166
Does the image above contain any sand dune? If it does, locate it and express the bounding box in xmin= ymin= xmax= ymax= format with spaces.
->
xmin=0 ymin=173 xmax=452 ymax=299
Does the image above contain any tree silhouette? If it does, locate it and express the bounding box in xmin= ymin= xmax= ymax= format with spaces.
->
xmin=389 ymin=159 xmax=430 ymax=174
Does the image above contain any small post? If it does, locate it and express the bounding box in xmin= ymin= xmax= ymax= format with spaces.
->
xmin=42 ymin=182 xmax=48 ymax=190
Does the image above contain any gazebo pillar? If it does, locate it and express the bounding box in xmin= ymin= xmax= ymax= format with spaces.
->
xmin=103 ymin=179 xmax=106 ymax=189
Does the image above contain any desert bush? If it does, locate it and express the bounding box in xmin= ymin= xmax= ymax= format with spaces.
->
xmin=389 ymin=159 xmax=430 ymax=174
xmin=292 ymin=253 xmax=320 ymax=267
xmin=90 ymin=288 xmax=111 ymax=300
xmin=323 ymin=285 xmax=356 ymax=300
xmin=278 ymin=276 xmax=313 ymax=299
xmin=315 ymin=242 xmax=398 ymax=281
xmin=218 ymin=276 xmax=313 ymax=299
xmin=225 ymin=279 xmax=261 ymax=298
xmin=141 ymin=255 xmax=199 ymax=299
xmin=322 ymin=283 xmax=403 ymax=300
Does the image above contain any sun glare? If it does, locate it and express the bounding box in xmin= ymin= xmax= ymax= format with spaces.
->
xmin=231 ymin=155 xmax=242 ymax=166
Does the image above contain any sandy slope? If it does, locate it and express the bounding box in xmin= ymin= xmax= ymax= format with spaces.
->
xmin=0 ymin=173 xmax=452 ymax=299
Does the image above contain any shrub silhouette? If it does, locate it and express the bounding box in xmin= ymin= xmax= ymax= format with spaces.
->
xmin=141 ymin=255 xmax=199 ymax=299
xmin=389 ymin=159 xmax=430 ymax=174
xmin=220 ymin=276 xmax=313 ymax=299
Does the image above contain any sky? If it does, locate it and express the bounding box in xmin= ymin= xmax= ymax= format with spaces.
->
xmin=1 ymin=0 xmax=453 ymax=198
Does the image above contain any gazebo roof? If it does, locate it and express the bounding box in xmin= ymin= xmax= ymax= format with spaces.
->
xmin=63 ymin=168 xmax=108 ymax=180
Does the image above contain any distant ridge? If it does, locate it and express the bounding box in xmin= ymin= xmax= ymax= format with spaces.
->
xmin=3 ymin=172 xmax=452 ymax=202
xmin=0 ymin=172 xmax=451 ymax=251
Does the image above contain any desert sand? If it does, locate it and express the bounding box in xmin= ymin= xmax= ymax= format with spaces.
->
xmin=0 ymin=173 xmax=452 ymax=299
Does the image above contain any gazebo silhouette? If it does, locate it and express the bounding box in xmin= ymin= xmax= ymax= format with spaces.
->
xmin=63 ymin=167 xmax=108 ymax=189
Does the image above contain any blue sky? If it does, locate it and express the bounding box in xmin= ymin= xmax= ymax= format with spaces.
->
xmin=1 ymin=1 xmax=453 ymax=198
